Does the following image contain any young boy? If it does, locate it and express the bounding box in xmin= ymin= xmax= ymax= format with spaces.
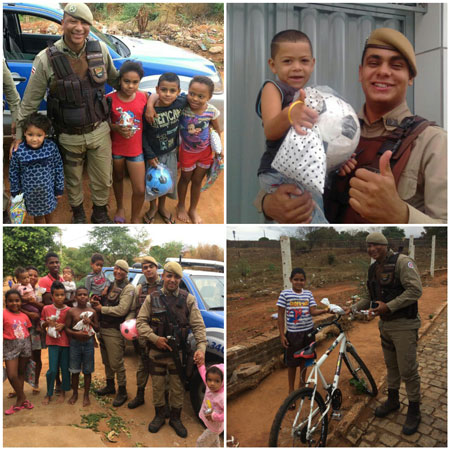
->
xmin=85 ymin=253 xmax=110 ymax=301
xmin=65 ymin=287 xmax=99 ymax=406
xmin=40 ymin=281 xmax=71 ymax=404
xmin=142 ymin=72 xmax=186 ymax=224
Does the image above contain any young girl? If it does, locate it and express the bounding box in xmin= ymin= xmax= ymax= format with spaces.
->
xmin=3 ymin=290 xmax=34 ymax=414
xmin=9 ymin=112 xmax=64 ymax=223
xmin=62 ymin=266 xmax=76 ymax=306
xmin=177 ymin=76 xmax=221 ymax=224
xmin=108 ymin=60 xmax=148 ymax=224
xmin=277 ymin=268 xmax=329 ymax=394
xmin=196 ymin=363 xmax=224 ymax=447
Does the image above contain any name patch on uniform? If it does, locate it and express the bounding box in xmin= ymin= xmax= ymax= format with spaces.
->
xmin=408 ymin=261 xmax=414 ymax=269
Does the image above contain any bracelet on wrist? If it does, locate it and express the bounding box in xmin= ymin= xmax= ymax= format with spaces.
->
xmin=288 ymin=100 xmax=304 ymax=125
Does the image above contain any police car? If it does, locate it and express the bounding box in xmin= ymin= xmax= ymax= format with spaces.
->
xmin=3 ymin=3 xmax=224 ymax=135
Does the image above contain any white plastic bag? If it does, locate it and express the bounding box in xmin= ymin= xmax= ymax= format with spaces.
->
xmin=73 ymin=311 xmax=95 ymax=336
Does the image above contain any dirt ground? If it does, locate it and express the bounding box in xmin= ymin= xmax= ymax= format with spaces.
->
xmin=3 ymin=345 xmax=211 ymax=447
xmin=227 ymin=271 xmax=447 ymax=447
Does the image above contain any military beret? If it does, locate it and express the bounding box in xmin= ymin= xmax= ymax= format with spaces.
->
xmin=366 ymin=232 xmax=388 ymax=245
xmin=164 ymin=261 xmax=183 ymax=278
xmin=365 ymin=27 xmax=417 ymax=77
xmin=64 ymin=3 xmax=94 ymax=26
xmin=114 ymin=259 xmax=129 ymax=273
xmin=141 ymin=256 xmax=158 ymax=267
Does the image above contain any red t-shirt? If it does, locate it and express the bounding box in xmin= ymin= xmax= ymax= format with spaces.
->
xmin=41 ymin=304 xmax=70 ymax=347
xmin=38 ymin=273 xmax=64 ymax=293
xmin=108 ymin=90 xmax=147 ymax=157
xmin=3 ymin=309 xmax=32 ymax=340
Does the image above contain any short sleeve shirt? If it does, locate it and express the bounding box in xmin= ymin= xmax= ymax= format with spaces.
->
xmin=41 ymin=304 xmax=70 ymax=347
xmin=3 ymin=309 xmax=32 ymax=340
xmin=38 ymin=273 xmax=64 ymax=293
xmin=277 ymin=289 xmax=316 ymax=332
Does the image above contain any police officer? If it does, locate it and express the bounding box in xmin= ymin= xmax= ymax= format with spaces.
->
xmin=3 ymin=59 xmax=21 ymax=223
xmin=128 ymin=256 xmax=162 ymax=409
xmin=259 ymin=28 xmax=446 ymax=224
xmin=91 ymin=259 xmax=135 ymax=407
xmin=348 ymin=232 xmax=422 ymax=435
xmin=13 ymin=3 xmax=120 ymax=224
xmin=136 ymin=261 xmax=206 ymax=438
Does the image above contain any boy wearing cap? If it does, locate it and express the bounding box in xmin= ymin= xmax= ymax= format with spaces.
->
xmin=345 ymin=231 xmax=422 ymax=435
xmin=91 ymin=259 xmax=135 ymax=407
xmin=127 ymin=255 xmax=162 ymax=409
xmin=136 ymin=261 xmax=207 ymax=438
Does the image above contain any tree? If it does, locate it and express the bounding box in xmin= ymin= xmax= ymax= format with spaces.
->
xmin=150 ymin=241 xmax=184 ymax=265
xmin=188 ymin=244 xmax=224 ymax=261
xmin=305 ymin=227 xmax=339 ymax=249
xmin=3 ymin=227 xmax=59 ymax=277
xmin=62 ymin=247 xmax=93 ymax=280
xmin=381 ymin=227 xmax=405 ymax=239
xmin=421 ymin=227 xmax=447 ymax=246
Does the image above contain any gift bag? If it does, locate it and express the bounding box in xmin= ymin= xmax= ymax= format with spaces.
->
xmin=25 ymin=359 xmax=37 ymax=388
xmin=210 ymin=129 xmax=222 ymax=155
xmin=10 ymin=193 xmax=27 ymax=224
xmin=201 ymin=158 xmax=223 ymax=192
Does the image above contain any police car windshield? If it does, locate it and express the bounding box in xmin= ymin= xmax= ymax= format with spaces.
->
xmin=89 ymin=25 xmax=121 ymax=55
xmin=190 ymin=275 xmax=224 ymax=310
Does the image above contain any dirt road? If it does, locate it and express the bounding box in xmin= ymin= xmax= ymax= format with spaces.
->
xmin=4 ymin=346 xmax=207 ymax=447
xmin=227 ymin=272 xmax=447 ymax=447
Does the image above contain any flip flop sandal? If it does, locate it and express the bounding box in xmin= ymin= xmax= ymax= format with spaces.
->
xmin=22 ymin=400 xmax=34 ymax=409
xmin=5 ymin=405 xmax=24 ymax=415
xmin=114 ymin=215 xmax=126 ymax=224
xmin=32 ymin=388 xmax=40 ymax=395
xmin=143 ymin=210 xmax=156 ymax=224
xmin=159 ymin=212 xmax=175 ymax=224
xmin=7 ymin=392 xmax=17 ymax=398
xmin=226 ymin=436 xmax=240 ymax=447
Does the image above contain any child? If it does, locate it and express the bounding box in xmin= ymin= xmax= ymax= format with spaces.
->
xmin=277 ymin=268 xmax=329 ymax=394
xmin=142 ymin=72 xmax=187 ymax=224
xmin=9 ymin=112 xmax=64 ymax=223
xmin=108 ymin=60 xmax=148 ymax=224
xmin=257 ymin=30 xmax=356 ymax=223
xmin=14 ymin=266 xmax=36 ymax=302
xmin=85 ymin=253 xmax=110 ymax=301
xmin=40 ymin=281 xmax=71 ymax=404
xmin=65 ymin=287 xmax=99 ymax=406
xmin=3 ymin=290 xmax=33 ymax=414
xmin=177 ymin=76 xmax=221 ymax=224
xmin=62 ymin=266 xmax=76 ymax=306
xmin=196 ymin=363 xmax=224 ymax=447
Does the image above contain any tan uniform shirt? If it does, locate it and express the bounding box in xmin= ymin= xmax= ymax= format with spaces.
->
xmin=358 ymin=102 xmax=447 ymax=224
xmin=3 ymin=59 xmax=21 ymax=124
xmin=136 ymin=287 xmax=207 ymax=353
xmin=16 ymin=37 xmax=119 ymax=139
xmin=355 ymin=249 xmax=422 ymax=330
xmin=100 ymin=280 xmax=135 ymax=321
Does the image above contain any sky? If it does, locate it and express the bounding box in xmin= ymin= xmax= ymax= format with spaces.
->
xmin=60 ymin=225 xmax=225 ymax=249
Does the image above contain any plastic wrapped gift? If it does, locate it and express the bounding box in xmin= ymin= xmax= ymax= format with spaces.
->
xmin=116 ymin=107 xmax=140 ymax=136
xmin=321 ymin=297 xmax=345 ymax=315
xmin=210 ymin=129 xmax=222 ymax=155
xmin=271 ymin=86 xmax=360 ymax=195
xmin=201 ymin=157 xmax=223 ymax=192
xmin=10 ymin=193 xmax=27 ymax=224
xmin=73 ymin=311 xmax=95 ymax=336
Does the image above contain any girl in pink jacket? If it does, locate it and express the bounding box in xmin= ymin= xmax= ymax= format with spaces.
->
xmin=196 ymin=363 xmax=224 ymax=447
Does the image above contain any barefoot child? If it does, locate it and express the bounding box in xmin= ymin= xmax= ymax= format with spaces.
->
xmin=108 ymin=60 xmax=148 ymax=223
xmin=277 ymin=268 xmax=329 ymax=394
xmin=65 ymin=287 xmax=99 ymax=406
xmin=3 ymin=290 xmax=34 ymax=414
xmin=9 ymin=112 xmax=64 ymax=223
xmin=196 ymin=363 xmax=224 ymax=447
xmin=40 ymin=281 xmax=71 ymax=404
xmin=177 ymin=76 xmax=221 ymax=224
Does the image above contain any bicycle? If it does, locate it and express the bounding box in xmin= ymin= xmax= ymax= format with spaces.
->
xmin=269 ymin=305 xmax=378 ymax=447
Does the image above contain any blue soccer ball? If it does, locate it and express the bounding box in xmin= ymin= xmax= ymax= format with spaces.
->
xmin=146 ymin=165 xmax=173 ymax=196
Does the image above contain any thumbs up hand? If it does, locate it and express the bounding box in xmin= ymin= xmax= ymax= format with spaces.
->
xmin=348 ymin=150 xmax=409 ymax=223
xmin=290 ymin=89 xmax=318 ymax=135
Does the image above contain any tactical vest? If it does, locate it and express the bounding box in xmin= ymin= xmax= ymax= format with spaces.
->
xmin=99 ymin=280 xmax=130 ymax=329
xmin=324 ymin=116 xmax=434 ymax=223
xmin=135 ymin=278 xmax=162 ymax=316
xmin=46 ymin=40 xmax=109 ymax=134
xmin=148 ymin=289 xmax=190 ymax=349
xmin=367 ymin=252 xmax=418 ymax=321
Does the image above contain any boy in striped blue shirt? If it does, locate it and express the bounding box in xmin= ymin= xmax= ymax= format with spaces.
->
xmin=277 ymin=268 xmax=329 ymax=394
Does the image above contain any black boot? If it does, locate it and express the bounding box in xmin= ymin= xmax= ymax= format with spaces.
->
xmin=71 ymin=203 xmax=87 ymax=224
xmin=169 ymin=407 xmax=187 ymax=438
xmin=148 ymin=406 xmax=166 ymax=433
xmin=91 ymin=204 xmax=113 ymax=224
xmin=95 ymin=378 xmax=115 ymax=396
xmin=164 ymin=390 xmax=170 ymax=418
xmin=374 ymin=388 xmax=400 ymax=417
xmin=128 ymin=387 xmax=145 ymax=409
xmin=112 ymin=385 xmax=128 ymax=407
xmin=402 ymin=401 xmax=421 ymax=435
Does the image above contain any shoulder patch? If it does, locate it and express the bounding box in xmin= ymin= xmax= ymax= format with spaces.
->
xmin=407 ymin=261 xmax=414 ymax=269
xmin=31 ymin=66 xmax=36 ymax=75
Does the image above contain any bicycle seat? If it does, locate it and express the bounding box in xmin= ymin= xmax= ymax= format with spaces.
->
xmin=293 ymin=341 xmax=316 ymax=359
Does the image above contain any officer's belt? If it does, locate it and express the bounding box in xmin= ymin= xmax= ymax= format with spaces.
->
xmin=59 ymin=121 xmax=102 ymax=135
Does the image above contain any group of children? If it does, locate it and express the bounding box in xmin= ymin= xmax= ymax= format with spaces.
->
xmin=3 ymin=255 xmax=224 ymax=445
xmin=9 ymin=62 xmax=222 ymax=224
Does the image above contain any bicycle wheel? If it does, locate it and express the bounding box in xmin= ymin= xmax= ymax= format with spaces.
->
xmin=269 ymin=387 xmax=328 ymax=447
xmin=344 ymin=345 xmax=378 ymax=397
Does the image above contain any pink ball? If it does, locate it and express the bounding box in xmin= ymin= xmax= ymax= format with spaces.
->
xmin=120 ymin=319 xmax=138 ymax=340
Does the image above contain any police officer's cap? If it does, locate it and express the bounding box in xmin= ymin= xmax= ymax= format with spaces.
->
xmin=164 ymin=261 xmax=183 ymax=278
xmin=64 ymin=3 xmax=94 ymax=26
xmin=114 ymin=259 xmax=129 ymax=273
xmin=364 ymin=28 xmax=417 ymax=78
xmin=141 ymin=256 xmax=158 ymax=267
xmin=366 ymin=232 xmax=388 ymax=245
